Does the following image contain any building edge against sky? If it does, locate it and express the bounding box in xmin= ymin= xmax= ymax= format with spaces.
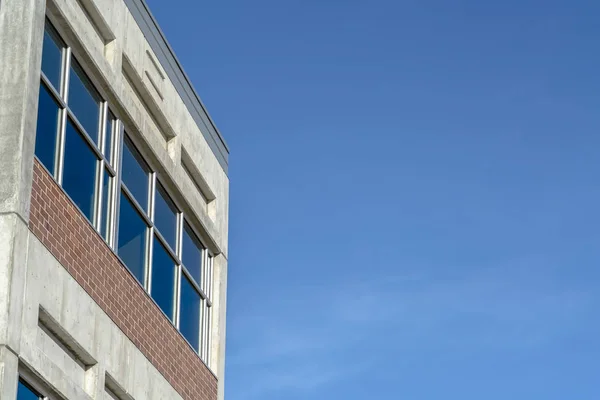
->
xmin=0 ymin=0 xmax=230 ymax=399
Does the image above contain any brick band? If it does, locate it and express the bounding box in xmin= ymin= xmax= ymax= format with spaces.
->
xmin=29 ymin=159 xmax=217 ymax=400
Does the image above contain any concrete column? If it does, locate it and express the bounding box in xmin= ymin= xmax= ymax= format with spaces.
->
xmin=0 ymin=346 xmax=19 ymax=400
xmin=0 ymin=1 xmax=46 ymax=397
xmin=0 ymin=0 xmax=46 ymax=219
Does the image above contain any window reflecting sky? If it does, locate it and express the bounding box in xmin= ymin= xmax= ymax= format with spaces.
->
xmin=182 ymin=222 xmax=202 ymax=285
xmin=41 ymin=28 xmax=62 ymax=90
xmin=35 ymin=83 xmax=60 ymax=174
xmin=17 ymin=381 xmax=40 ymax=400
xmin=179 ymin=274 xmax=200 ymax=351
xmin=117 ymin=192 xmax=147 ymax=284
xmin=154 ymin=184 xmax=178 ymax=249
xmin=62 ymin=120 xmax=97 ymax=221
xmin=121 ymin=139 xmax=149 ymax=212
xmin=68 ymin=59 xmax=100 ymax=143
xmin=151 ymin=236 xmax=176 ymax=321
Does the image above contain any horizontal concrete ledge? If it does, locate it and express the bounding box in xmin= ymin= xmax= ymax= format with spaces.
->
xmin=123 ymin=0 xmax=230 ymax=173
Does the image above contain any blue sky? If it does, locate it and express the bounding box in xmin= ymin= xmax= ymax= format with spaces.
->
xmin=146 ymin=0 xmax=600 ymax=398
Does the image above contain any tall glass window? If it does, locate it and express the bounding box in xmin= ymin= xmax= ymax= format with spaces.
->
xmin=117 ymin=192 xmax=147 ymax=284
xmin=154 ymin=183 xmax=178 ymax=249
xmin=180 ymin=274 xmax=201 ymax=351
xmin=121 ymin=138 xmax=150 ymax=211
xmin=62 ymin=119 xmax=98 ymax=220
xmin=35 ymin=20 xmax=117 ymax=238
xmin=182 ymin=222 xmax=202 ymax=284
xmin=149 ymin=180 xmax=179 ymax=321
xmin=68 ymin=59 xmax=101 ymax=143
xmin=117 ymin=137 xmax=151 ymax=284
xmin=40 ymin=26 xmax=63 ymax=90
xmin=150 ymin=236 xmax=177 ymax=320
xmin=35 ymin=83 xmax=61 ymax=174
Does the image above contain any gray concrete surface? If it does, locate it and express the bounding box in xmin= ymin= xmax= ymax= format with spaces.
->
xmin=0 ymin=0 xmax=45 ymax=219
xmin=0 ymin=1 xmax=45 ymax=397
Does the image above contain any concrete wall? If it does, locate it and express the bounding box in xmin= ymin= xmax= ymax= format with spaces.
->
xmin=18 ymin=227 xmax=197 ymax=400
xmin=0 ymin=0 xmax=47 ymax=398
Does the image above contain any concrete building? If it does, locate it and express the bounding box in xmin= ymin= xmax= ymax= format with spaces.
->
xmin=0 ymin=0 xmax=229 ymax=399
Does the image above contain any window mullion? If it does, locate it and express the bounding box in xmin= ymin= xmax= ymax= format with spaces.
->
xmin=55 ymin=109 xmax=68 ymax=184
xmin=207 ymin=306 xmax=212 ymax=367
xmin=99 ymin=102 xmax=108 ymax=156
xmin=200 ymin=248 xmax=207 ymax=360
xmin=149 ymin=172 xmax=156 ymax=221
xmin=93 ymin=159 xmax=104 ymax=230
xmin=175 ymin=212 xmax=183 ymax=329
xmin=60 ymin=46 xmax=70 ymax=101
xmin=146 ymin=225 xmax=154 ymax=292
xmin=55 ymin=47 xmax=71 ymax=184
xmin=203 ymin=298 xmax=209 ymax=361
xmin=111 ymin=120 xmax=124 ymax=249
xmin=206 ymin=255 xmax=213 ymax=300
xmin=200 ymin=299 xmax=205 ymax=360
xmin=145 ymin=172 xmax=157 ymax=290
xmin=94 ymin=103 xmax=107 ymax=231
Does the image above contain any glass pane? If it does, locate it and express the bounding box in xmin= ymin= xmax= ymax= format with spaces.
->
xmin=121 ymin=138 xmax=149 ymax=212
xmin=117 ymin=192 xmax=147 ymax=284
xmin=62 ymin=119 xmax=98 ymax=221
xmin=68 ymin=59 xmax=101 ymax=142
xmin=100 ymin=169 xmax=112 ymax=240
xmin=154 ymin=184 xmax=177 ymax=249
xmin=41 ymin=26 xmax=62 ymax=90
xmin=150 ymin=236 xmax=176 ymax=321
xmin=182 ymin=222 xmax=202 ymax=285
xmin=17 ymin=380 xmax=40 ymax=400
xmin=104 ymin=111 xmax=115 ymax=164
xmin=35 ymin=83 xmax=60 ymax=174
xmin=180 ymin=274 xmax=200 ymax=351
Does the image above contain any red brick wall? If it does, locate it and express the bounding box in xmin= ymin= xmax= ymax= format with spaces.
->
xmin=29 ymin=159 xmax=217 ymax=400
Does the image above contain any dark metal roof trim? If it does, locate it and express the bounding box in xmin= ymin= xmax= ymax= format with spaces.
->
xmin=123 ymin=0 xmax=229 ymax=173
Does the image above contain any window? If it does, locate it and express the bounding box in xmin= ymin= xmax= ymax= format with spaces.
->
xmin=121 ymin=138 xmax=150 ymax=212
xmin=117 ymin=192 xmax=147 ymax=284
xmin=17 ymin=380 xmax=42 ymax=400
xmin=154 ymin=183 xmax=177 ymax=249
xmin=182 ymin=222 xmax=202 ymax=284
xmin=179 ymin=220 xmax=208 ymax=353
xmin=117 ymin=137 xmax=151 ymax=286
xmin=61 ymin=119 xmax=98 ymax=220
xmin=180 ymin=274 xmax=201 ymax=351
xmin=149 ymin=181 xmax=179 ymax=321
xmin=40 ymin=26 xmax=63 ymax=90
xmin=34 ymin=20 xmax=215 ymax=365
xmin=35 ymin=83 xmax=61 ymax=174
xmin=35 ymin=20 xmax=118 ymax=243
xmin=150 ymin=236 xmax=177 ymax=320
xmin=68 ymin=59 xmax=101 ymax=143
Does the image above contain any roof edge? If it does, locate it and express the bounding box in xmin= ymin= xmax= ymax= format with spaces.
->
xmin=123 ymin=0 xmax=229 ymax=173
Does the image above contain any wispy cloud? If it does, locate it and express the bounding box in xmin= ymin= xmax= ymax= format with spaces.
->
xmin=226 ymin=256 xmax=597 ymax=399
